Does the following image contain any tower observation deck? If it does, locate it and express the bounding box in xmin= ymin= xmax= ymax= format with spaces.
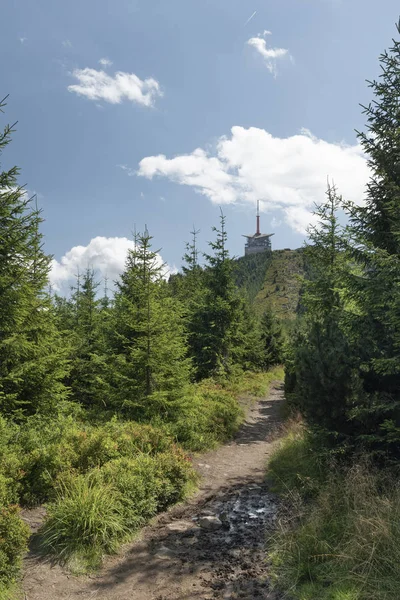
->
xmin=243 ymin=201 xmax=274 ymax=256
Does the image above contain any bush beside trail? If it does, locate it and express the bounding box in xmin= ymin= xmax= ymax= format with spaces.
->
xmin=0 ymin=506 xmax=29 ymax=600
xmin=0 ymin=370 xmax=279 ymax=583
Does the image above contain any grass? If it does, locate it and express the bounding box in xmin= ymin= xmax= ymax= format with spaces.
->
xmin=267 ymin=417 xmax=326 ymax=499
xmin=267 ymin=421 xmax=400 ymax=600
xmin=40 ymin=473 xmax=128 ymax=571
xmin=36 ymin=368 xmax=281 ymax=573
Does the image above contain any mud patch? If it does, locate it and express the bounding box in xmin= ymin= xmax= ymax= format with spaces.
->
xmin=154 ymin=482 xmax=279 ymax=599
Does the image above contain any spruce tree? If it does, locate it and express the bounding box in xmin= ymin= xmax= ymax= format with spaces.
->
xmin=259 ymin=306 xmax=284 ymax=368
xmin=0 ymin=100 xmax=69 ymax=417
xmin=353 ymin=20 xmax=400 ymax=255
xmin=289 ymin=185 xmax=356 ymax=439
xmin=175 ymin=227 xmax=207 ymax=377
xmin=231 ymin=297 xmax=265 ymax=372
xmin=193 ymin=210 xmax=243 ymax=378
xmin=344 ymin=22 xmax=400 ymax=453
xmin=66 ymin=269 xmax=111 ymax=408
xmin=110 ymin=230 xmax=190 ymax=418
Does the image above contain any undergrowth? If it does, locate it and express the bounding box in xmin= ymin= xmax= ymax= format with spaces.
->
xmin=0 ymin=368 xmax=281 ymax=585
xmin=268 ymin=421 xmax=400 ymax=600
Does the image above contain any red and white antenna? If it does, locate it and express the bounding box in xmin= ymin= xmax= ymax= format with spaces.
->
xmin=256 ymin=200 xmax=260 ymax=235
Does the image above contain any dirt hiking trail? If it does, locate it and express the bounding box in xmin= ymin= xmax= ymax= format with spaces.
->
xmin=22 ymin=383 xmax=284 ymax=600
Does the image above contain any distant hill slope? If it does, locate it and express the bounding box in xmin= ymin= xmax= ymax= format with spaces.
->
xmin=234 ymin=249 xmax=306 ymax=322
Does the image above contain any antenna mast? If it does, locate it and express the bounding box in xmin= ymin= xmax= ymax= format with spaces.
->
xmin=256 ymin=200 xmax=260 ymax=235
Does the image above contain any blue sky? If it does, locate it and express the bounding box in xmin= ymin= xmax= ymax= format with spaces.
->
xmin=2 ymin=0 xmax=399 ymax=289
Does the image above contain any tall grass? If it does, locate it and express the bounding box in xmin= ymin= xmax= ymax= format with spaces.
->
xmin=268 ymin=423 xmax=400 ymax=600
xmin=41 ymin=473 xmax=128 ymax=570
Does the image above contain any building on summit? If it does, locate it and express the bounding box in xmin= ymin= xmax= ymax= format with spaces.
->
xmin=243 ymin=201 xmax=274 ymax=256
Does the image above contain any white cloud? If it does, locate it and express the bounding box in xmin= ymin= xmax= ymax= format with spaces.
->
xmin=99 ymin=57 xmax=113 ymax=67
xmin=68 ymin=68 xmax=162 ymax=107
xmin=137 ymin=126 xmax=370 ymax=234
xmin=19 ymin=37 xmax=27 ymax=44
xmin=50 ymin=236 xmax=172 ymax=293
xmin=62 ymin=39 xmax=72 ymax=48
xmin=247 ymin=35 xmax=290 ymax=75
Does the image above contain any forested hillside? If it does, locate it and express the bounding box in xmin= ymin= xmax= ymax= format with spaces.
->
xmin=0 ymin=113 xmax=284 ymax=597
xmin=234 ymin=248 xmax=306 ymax=324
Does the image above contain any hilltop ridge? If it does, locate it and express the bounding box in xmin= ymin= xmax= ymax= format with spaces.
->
xmin=234 ymin=248 xmax=306 ymax=323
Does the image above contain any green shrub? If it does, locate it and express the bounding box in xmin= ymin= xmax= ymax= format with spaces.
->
xmin=99 ymin=456 xmax=159 ymax=529
xmin=12 ymin=415 xmax=172 ymax=506
xmin=15 ymin=414 xmax=81 ymax=505
xmin=41 ymin=473 xmax=127 ymax=570
xmin=224 ymin=366 xmax=284 ymax=397
xmin=40 ymin=445 xmax=196 ymax=570
xmin=0 ymin=505 xmax=29 ymax=589
xmin=152 ymin=448 xmax=197 ymax=510
xmin=168 ymin=383 xmax=243 ymax=451
xmin=70 ymin=420 xmax=172 ymax=472
xmin=99 ymin=448 xmax=196 ymax=529
xmin=168 ymin=367 xmax=283 ymax=452
xmin=0 ymin=476 xmax=17 ymax=508
xmin=0 ymin=417 xmax=23 ymax=505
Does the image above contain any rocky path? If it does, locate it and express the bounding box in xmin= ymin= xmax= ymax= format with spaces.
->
xmin=22 ymin=384 xmax=284 ymax=600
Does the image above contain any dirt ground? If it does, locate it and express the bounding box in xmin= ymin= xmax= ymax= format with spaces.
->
xmin=22 ymin=383 xmax=284 ymax=600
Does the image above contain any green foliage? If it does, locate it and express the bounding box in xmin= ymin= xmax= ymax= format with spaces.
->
xmin=166 ymin=380 xmax=243 ymax=451
xmin=268 ymin=426 xmax=400 ymax=599
xmin=13 ymin=415 xmax=172 ymax=505
xmin=71 ymin=420 xmax=172 ymax=470
xmin=0 ymin=418 xmax=21 ymax=506
xmin=268 ymin=419 xmax=326 ymax=500
xmin=189 ymin=211 xmax=249 ymax=378
xmin=41 ymin=473 xmax=127 ymax=570
xmin=286 ymin=23 xmax=400 ymax=459
xmin=65 ymin=269 xmax=112 ymax=409
xmin=233 ymin=252 xmax=272 ymax=303
xmin=41 ymin=448 xmax=196 ymax=568
xmin=99 ymin=456 xmax=159 ymax=528
xmin=165 ymin=369 xmax=283 ymax=451
xmin=0 ymin=102 xmax=69 ymax=418
xmin=260 ymin=306 xmax=285 ymax=368
xmin=152 ymin=448 xmax=196 ymax=508
xmin=109 ymin=231 xmax=191 ymax=416
xmin=286 ymin=185 xmax=366 ymax=447
xmin=252 ymin=249 xmax=306 ymax=323
xmin=0 ymin=505 xmax=29 ymax=589
xmin=224 ymin=366 xmax=284 ymax=397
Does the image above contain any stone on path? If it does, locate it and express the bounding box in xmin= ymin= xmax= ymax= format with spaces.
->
xmin=155 ymin=546 xmax=176 ymax=560
xmin=166 ymin=520 xmax=198 ymax=533
xmin=199 ymin=515 xmax=223 ymax=530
